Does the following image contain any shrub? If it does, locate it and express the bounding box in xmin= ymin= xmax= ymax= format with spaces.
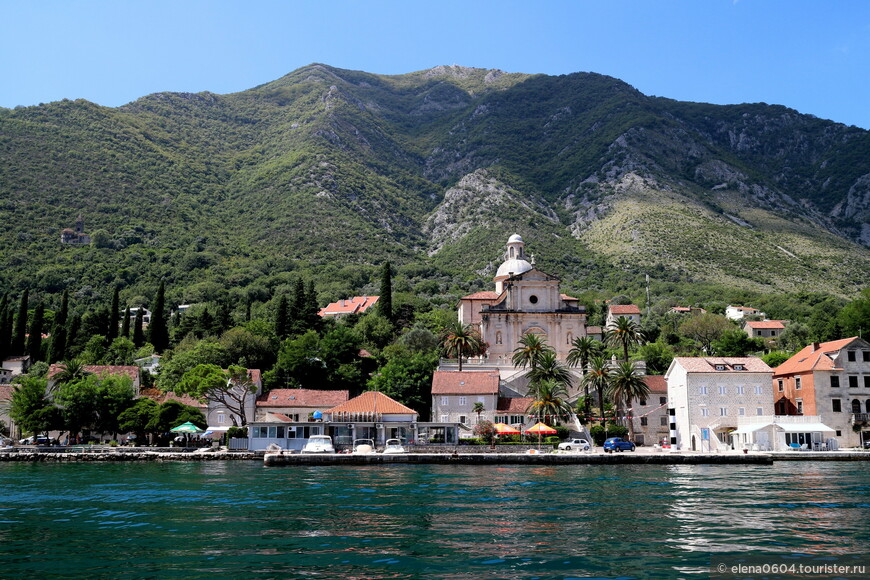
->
xmin=589 ymin=424 xmax=629 ymax=445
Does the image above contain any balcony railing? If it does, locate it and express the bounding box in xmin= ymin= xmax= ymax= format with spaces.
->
xmin=851 ymin=413 xmax=870 ymax=424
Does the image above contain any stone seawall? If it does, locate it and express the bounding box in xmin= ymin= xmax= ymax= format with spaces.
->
xmin=264 ymin=452 xmax=775 ymax=466
xmin=0 ymin=450 xmax=261 ymax=462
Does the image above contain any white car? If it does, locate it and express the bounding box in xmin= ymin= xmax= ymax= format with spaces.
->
xmin=558 ymin=438 xmax=591 ymax=451
xmin=382 ymin=439 xmax=406 ymax=454
xmin=301 ymin=435 xmax=335 ymax=454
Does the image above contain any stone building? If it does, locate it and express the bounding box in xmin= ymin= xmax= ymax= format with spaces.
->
xmin=60 ymin=213 xmax=91 ymax=245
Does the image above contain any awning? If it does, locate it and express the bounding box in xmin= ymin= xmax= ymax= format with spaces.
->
xmin=731 ymin=423 xmax=772 ymax=435
xmin=774 ymin=422 xmax=836 ymax=433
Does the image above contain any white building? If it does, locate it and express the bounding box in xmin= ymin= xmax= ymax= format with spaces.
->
xmin=725 ymin=305 xmax=766 ymax=321
xmin=665 ymin=357 xmax=774 ymax=451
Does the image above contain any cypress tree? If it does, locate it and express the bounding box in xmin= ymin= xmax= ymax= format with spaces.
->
xmin=47 ymin=290 xmax=70 ymax=363
xmin=107 ymin=286 xmax=120 ymax=344
xmin=378 ymin=261 xmax=393 ymax=322
xmin=11 ymin=290 xmax=28 ymax=356
xmin=215 ymin=301 xmax=232 ymax=335
xmin=26 ymin=303 xmax=44 ymax=362
xmin=147 ymin=281 xmax=169 ymax=353
xmin=132 ymin=308 xmax=145 ymax=348
xmin=275 ymin=295 xmax=290 ymax=339
xmin=305 ymin=280 xmax=320 ymax=331
xmin=121 ymin=306 xmax=131 ymax=339
xmin=289 ymin=278 xmax=305 ymax=334
xmin=65 ymin=314 xmax=81 ymax=359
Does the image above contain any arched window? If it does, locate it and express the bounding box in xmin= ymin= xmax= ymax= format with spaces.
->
xmin=851 ymin=399 xmax=861 ymax=413
xmin=510 ymin=247 xmax=515 ymax=258
xmin=866 ymin=399 xmax=870 ymax=413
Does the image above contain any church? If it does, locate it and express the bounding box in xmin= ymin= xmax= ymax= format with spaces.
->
xmin=457 ymin=234 xmax=588 ymax=368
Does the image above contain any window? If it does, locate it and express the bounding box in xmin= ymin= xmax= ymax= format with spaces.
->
xmin=847 ymin=350 xmax=856 ymax=362
xmin=699 ymin=386 xmax=708 ymax=395
xmin=866 ymin=376 xmax=870 ymax=389
xmin=777 ymin=402 xmax=787 ymax=414
xmin=640 ymin=398 xmax=647 ymax=406
xmin=851 ymin=400 xmax=861 ymax=414
xmin=640 ymin=417 xmax=648 ymax=426
xmin=659 ymin=396 xmax=667 ymax=405
xmin=795 ymin=377 xmax=802 ymax=390
xmin=796 ymin=399 xmax=803 ymax=414
xmin=661 ymin=416 xmax=668 ymax=426
xmin=736 ymin=386 xmax=745 ymax=395
xmin=864 ymin=351 xmax=870 ymax=362
xmin=529 ymin=295 xmax=538 ymax=304
xmin=440 ymin=414 xmax=449 ymax=423
xmin=832 ymin=399 xmax=841 ymax=412
xmin=831 ymin=376 xmax=840 ymax=388
xmin=757 ymin=407 xmax=764 ymax=416
xmin=715 ymin=365 xmax=725 ymax=371
xmin=441 ymin=396 xmax=448 ymax=405
xmin=510 ymin=415 xmax=525 ymax=425
xmin=754 ymin=385 xmax=763 ymax=395
xmin=218 ymin=414 xmax=225 ymax=424
xmin=700 ymin=407 xmax=709 ymax=417
xmin=739 ymin=407 xmax=746 ymax=416
xmin=778 ymin=379 xmax=784 ymax=392
xmin=459 ymin=396 xmax=467 ymax=406
xmin=849 ymin=376 xmax=858 ymax=389
xmin=719 ymin=386 xmax=727 ymax=395
xmin=459 ymin=415 xmax=468 ymax=425
xmin=836 ymin=430 xmax=842 ymax=437
xmin=720 ymin=407 xmax=728 ymax=417
xmin=734 ymin=364 xmax=745 ymax=371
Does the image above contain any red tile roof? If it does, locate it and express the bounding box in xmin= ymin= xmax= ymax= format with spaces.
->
xmin=461 ymin=291 xmax=502 ymax=300
xmin=318 ymin=296 xmax=379 ymax=317
xmin=326 ymin=391 xmax=417 ymax=416
xmin=744 ymin=320 xmax=786 ymax=329
xmin=431 ymin=370 xmax=500 ymax=395
xmin=560 ymin=294 xmax=578 ymax=301
xmin=0 ymin=385 xmax=13 ymax=401
xmin=773 ymin=337 xmax=861 ymax=376
xmin=672 ymin=357 xmax=772 ymax=373
xmin=496 ymin=397 xmax=533 ymax=413
xmin=643 ymin=375 xmax=668 ymax=393
xmin=609 ymin=304 xmax=641 ymax=315
xmin=48 ymin=364 xmax=140 ymax=382
xmin=256 ymin=389 xmax=349 ymax=408
xmin=586 ymin=326 xmax=603 ymax=335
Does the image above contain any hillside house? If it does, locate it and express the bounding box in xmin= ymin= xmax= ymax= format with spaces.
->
xmin=633 ymin=375 xmax=669 ymax=446
xmin=743 ymin=320 xmax=786 ymax=339
xmin=318 ymin=296 xmax=379 ymax=318
xmin=725 ymin=305 xmax=766 ymax=321
xmin=606 ymin=304 xmax=642 ymax=329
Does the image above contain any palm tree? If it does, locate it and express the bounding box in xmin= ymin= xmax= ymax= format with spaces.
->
xmin=527 ymin=350 xmax=573 ymax=391
xmin=607 ymin=361 xmax=650 ymax=442
xmin=472 ymin=401 xmax=485 ymax=424
xmin=581 ymin=355 xmax=612 ymax=428
xmin=511 ymin=333 xmax=553 ymax=371
xmin=567 ymin=336 xmax=602 ymax=416
xmin=440 ymin=321 xmax=484 ymax=372
xmin=605 ymin=316 xmax=645 ymax=362
xmin=525 ymin=379 xmax=573 ymax=425
xmin=50 ymin=359 xmax=90 ymax=392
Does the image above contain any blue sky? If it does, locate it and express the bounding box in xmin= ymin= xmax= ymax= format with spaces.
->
xmin=2 ymin=0 xmax=869 ymax=128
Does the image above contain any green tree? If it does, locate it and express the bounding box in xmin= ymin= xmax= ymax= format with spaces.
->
xmin=606 ymin=361 xmax=649 ymax=442
xmin=440 ymin=321 xmax=484 ymax=372
xmin=511 ymin=333 xmax=553 ymax=371
xmin=838 ymin=288 xmax=870 ymax=338
xmin=635 ymin=341 xmax=674 ymax=375
xmin=367 ymin=350 xmax=438 ymax=418
xmin=566 ymin=336 xmax=602 ymax=374
xmin=120 ymin=306 xmax=131 ymax=339
xmin=105 ymin=337 xmax=136 ymax=365
xmin=527 ymin=350 xmax=573 ymax=391
xmin=606 ymin=316 xmax=645 ymax=362
xmin=274 ymin=294 xmax=291 ymax=340
xmin=762 ymin=351 xmax=791 ymax=369
xmin=176 ymin=364 xmax=258 ymax=426
xmin=525 ymin=378 xmax=573 ymax=425
xmin=156 ymin=339 xmax=228 ymax=392
xmin=148 ymin=281 xmax=169 ymax=352
xmin=10 ymin=376 xmax=60 ymax=437
xmin=26 ymin=302 xmax=45 ymax=363
xmin=0 ymin=294 xmax=9 ymax=362
xmin=107 ymin=286 xmax=120 ymax=344
xmin=472 ymin=401 xmax=485 ymax=424
xmin=132 ymin=308 xmax=145 ymax=347
xmin=50 ymin=359 xmax=90 ymax=390
xmin=117 ymin=397 xmax=159 ymax=444
xmin=679 ymin=312 xmax=732 ymax=353
xmin=378 ymin=261 xmax=393 ymax=322
xmin=711 ymin=329 xmax=763 ymax=357
xmin=581 ymin=355 xmax=612 ymax=427
xmin=47 ymin=290 xmax=69 ymax=363
xmin=149 ymin=400 xmax=207 ymax=435
xmin=11 ymin=290 xmax=28 ymax=356
xmin=355 ymin=312 xmax=395 ymax=352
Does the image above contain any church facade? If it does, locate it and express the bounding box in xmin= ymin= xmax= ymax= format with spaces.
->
xmin=457 ymin=234 xmax=588 ymax=365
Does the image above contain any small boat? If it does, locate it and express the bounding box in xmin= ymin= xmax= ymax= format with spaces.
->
xmin=382 ymin=439 xmax=406 ymax=454
xmin=301 ymin=435 xmax=335 ymax=454
xmin=352 ymin=439 xmax=375 ymax=454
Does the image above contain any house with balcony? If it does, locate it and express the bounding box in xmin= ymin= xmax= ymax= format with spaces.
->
xmin=725 ymin=305 xmax=766 ymax=321
xmin=634 ymin=375 xmax=669 ymax=446
xmin=772 ymin=337 xmax=870 ymax=448
xmin=254 ymin=388 xmax=349 ymax=422
xmin=665 ymin=357 xmax=774 ymax=451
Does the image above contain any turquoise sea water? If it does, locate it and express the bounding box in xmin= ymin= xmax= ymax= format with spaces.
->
xmin=0 ymin=461 xmax=868 ymax=579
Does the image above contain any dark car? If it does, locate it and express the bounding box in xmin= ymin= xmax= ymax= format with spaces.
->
xmin=603 ymin=437 xmax=636 ymax=453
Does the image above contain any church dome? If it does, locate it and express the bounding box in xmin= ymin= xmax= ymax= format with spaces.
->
xmin=507 ymin=233 xmax=524 ymax=244
xmin=496 ymin=258 xmax=533 ymax=278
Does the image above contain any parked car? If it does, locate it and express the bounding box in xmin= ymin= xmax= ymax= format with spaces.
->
xmin=19 ymin=435 xmax=53 ymax=445
xmin=382 ymin=439 xmax=406 ymax=454
xmin=603 ymin=437 xmax=636 ymax=453
xmin=558 ymin=438 xmax=591 ymax=451
xmin=0 ymin=436 xmax=14 ymax=447
xmin=302 ymin=435 xmax=335 ymax=454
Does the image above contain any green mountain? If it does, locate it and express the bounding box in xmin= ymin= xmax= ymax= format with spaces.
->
xmin=1 ymin=63 xmax=868 ymax=310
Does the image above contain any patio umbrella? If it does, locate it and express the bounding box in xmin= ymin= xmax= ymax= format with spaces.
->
xmin=525 ymin=422 xmax=557 ymax=450
xmin=493 ymin=423 xmax=521 ymax=435
xmin=170 ymin=421 xmax=204 ymax=433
